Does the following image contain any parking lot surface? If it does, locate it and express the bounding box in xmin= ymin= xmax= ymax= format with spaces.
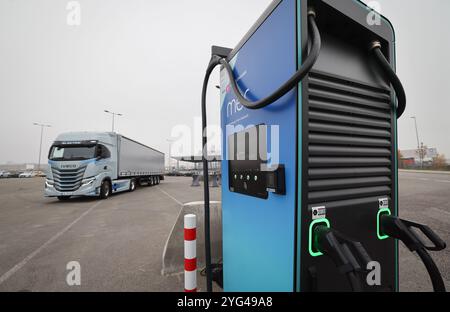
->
xmin=0 ymin=177 xmax=219 ymax=291
xmin=0 ymin=172 xmax=448 ymax=291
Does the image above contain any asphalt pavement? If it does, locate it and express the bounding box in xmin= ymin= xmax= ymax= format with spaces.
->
xmin=398 ymin=171 xmax=450 ymax=291
xmin=0 ymin=176 xmax=219 ymax=291
xmin=0 ymin=172 xmax=448 ymax=292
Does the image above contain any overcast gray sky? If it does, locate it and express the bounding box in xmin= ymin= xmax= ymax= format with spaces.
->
xmin=0 ymin=0 xmax=449 ymax=165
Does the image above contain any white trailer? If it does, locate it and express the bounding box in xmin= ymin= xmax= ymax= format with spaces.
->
xmin=118 ymin=136 xmax=165 ymax=178
xmin=45 ymin=132 xmax=165 ymax=200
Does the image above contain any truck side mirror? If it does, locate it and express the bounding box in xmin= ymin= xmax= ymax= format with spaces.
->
xmin=96 ymin=145 xmax=111 ymax=159
xmin=96 ymin=146 xmax=103 ymax=159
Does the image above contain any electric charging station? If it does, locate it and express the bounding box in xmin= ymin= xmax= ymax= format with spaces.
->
xmin=201 ymin=0 xmax=446 ymax=292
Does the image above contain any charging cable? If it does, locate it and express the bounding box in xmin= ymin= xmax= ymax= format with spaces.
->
xmin=370 ymin=41 xmax=407 ymax=118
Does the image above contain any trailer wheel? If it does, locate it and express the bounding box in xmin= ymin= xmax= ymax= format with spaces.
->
xmin=129 ymin=179 xmax=136 ymax=192
xmin=100 ymin=180 xmax=111 ymax=199
xmin=156 ymin=176 xmax=160 ymax=185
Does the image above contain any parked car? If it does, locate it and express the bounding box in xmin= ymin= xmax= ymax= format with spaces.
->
xmin=34 ymin=170 xmax=47 ymax=177
xmin=2 ymin=171 xmax=19 ymax=178
xmin=0 ymin=171 xmax=11 ymax=178
xmin=167 ymin=171 xmax=183 ymax=176
xmin=178 ymin=170 xmax=196 ymax=177
xmin=19 ymin=171 xmax=35 ymax=178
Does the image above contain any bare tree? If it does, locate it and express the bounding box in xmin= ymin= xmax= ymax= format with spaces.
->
xmin=432 ymin=154 xmax=447 ymax=170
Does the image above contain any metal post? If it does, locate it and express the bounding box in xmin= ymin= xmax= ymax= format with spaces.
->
xmin=38 ymin=126 xmax=43 ymax=172
xmin=33 ymin=123 xmax=51 ymax=173
xmin=184 ymin=214 xmax=197 ymax=292
xmin=104 ymin=110 xmax=122 ymax=133
xmin=420 ymin=142 xmax=425 ymax=169
xmin=411 ymin=117 xmax=422 ymax=169
xmin=168 ymin=142 xmax=172 ymax=170
xmin=167 ymin=138 xmax=176 ymax=171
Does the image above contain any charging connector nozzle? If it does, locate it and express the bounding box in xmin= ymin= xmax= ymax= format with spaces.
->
xmin=380 ymin=215 xmax=446 ymax=292
xmin=312 ymin=225 xmax=372 ymax=292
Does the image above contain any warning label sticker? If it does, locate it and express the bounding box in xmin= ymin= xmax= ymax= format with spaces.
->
xmin=312 ymin=206 xmax=326 ymax=220
xmin=378 ymin=198 xmax=389 ymax=209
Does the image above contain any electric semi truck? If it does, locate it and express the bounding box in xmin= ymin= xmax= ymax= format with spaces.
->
xmin=45 ymin=132 xmax=164 ymax=201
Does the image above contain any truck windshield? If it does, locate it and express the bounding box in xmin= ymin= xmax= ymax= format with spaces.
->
xmin=49 ymin=145 xmax=96 ymax=161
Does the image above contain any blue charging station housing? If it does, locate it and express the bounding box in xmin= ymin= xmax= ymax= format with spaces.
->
xmin=220 ymin=0 xmax=398 ymax=292
xmin=220 ymin=0 xmax=298 ymax=291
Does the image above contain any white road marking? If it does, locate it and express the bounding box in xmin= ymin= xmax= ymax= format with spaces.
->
xmin=435 ymin=180 xmax=450 ymax=183
xmin=157 ymin=186 xmax=185 ymax=276
xmin=0 ymin=201 xmax=102 ymax=285
xmin=156 ymin=186 xmax=183 ymax=206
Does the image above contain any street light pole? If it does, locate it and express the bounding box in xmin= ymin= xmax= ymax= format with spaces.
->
xmin=33 ymin=122 xmax=51 ymax=172
xmin=104 ymin=110 xmax=123 ymax=132
xmin=167 ymin=138 xmax=175 ymax=171
xmin=411 ymin=116 xmax=423 ymax=169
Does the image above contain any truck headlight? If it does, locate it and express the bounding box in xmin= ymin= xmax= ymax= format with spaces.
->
xmin=81 ymin=177 xmax=96 ymax=187
xmin=45 ymin=179 xmax=54 ymax=188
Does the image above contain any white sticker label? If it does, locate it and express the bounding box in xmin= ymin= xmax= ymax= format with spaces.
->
xmin=378 ymin=198 xmax=389 ymax=209
xmin=312 ymin=206 xmax=326 ymax=220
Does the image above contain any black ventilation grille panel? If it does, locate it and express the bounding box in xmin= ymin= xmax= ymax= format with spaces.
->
xmin=306 ymin=70 xmax=393 ymax=204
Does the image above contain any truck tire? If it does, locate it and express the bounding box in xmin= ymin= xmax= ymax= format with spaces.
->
xmin=148 ymin=177 xmax=153 ymax=187
xmin=129 ymin=179 xmax=136 ymax=192
xmin=156 ymin=176 xmax=160 ymax=185
xmin=57 ymin=196 xmax=71 ymax=201
xmin=100 ymin=180 xmax=111 ymax=199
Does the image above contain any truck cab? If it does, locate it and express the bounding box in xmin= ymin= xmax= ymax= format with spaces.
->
xmin=45 ymin=132 xmax=118 ymax=200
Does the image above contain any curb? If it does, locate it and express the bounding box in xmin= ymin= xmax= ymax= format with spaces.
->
xmin=399 ymin=169 xmax=450 ymax=175
xmin=162 ymin=201 xmax=222 ymax=276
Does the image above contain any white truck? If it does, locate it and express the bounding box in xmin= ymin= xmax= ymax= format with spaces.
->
xmin=45 ymin=132 xmax=165 ymax=201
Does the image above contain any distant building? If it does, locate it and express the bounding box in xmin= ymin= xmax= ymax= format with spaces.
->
xmin=400 ymin=148 xmax=438 ymax=166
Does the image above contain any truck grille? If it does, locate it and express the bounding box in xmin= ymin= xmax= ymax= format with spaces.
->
xmin=51 ymin=166 xmax=87 ymax=192
xmin=306 ymin=71 xmax=393 ymax=204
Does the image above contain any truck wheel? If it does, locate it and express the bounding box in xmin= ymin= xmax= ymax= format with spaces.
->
xmin=100 ymin=180 xmax=111 ymax=199
xmin=156 ymin=176 xmax=160 ymax=185
xmin=129 ymin=179 xmax=136 ymax=192
xmin=148 ymin=177 xmax=153 ymax=186
xmin=57 ymin=196 xmax=71 ymax=201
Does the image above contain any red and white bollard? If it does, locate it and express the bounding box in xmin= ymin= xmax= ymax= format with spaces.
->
xmin=184 ymin=214 xmax=197 ymax=292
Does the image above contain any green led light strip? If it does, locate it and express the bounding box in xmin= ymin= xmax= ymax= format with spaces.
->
xmin=308 ymin=218 xmax=330 ymax=257
xmin=377 ymin=208 xmax=392 ymax=240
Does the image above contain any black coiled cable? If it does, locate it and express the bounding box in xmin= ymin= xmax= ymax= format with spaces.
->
xmin=371 ymin=42 xmax=407 ymax=118
xmin=416 ymin=247 xmax=446 ymax=292
xmin=220 ymin=13 xmax=321 ymax=109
